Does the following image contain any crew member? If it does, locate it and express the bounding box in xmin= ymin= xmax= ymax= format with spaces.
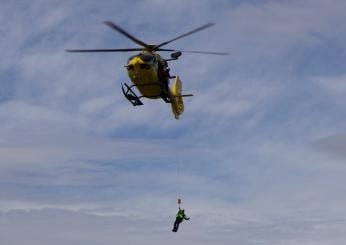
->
xmin=172 ymin=208 xmax=190 ymax=232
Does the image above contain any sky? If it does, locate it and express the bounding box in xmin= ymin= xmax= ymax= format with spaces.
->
xmin=1 ymin=0 xmax=346 ymax=244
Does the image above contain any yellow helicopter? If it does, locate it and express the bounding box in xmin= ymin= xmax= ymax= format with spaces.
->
xmin=67 ymin=21 xmax=228 ymax=119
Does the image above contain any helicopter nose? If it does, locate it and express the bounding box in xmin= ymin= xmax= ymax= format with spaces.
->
xmin=127 ymin=58 xmax=141 ymax=79
xmin=127 ymin=59 xmax=140 ymax=69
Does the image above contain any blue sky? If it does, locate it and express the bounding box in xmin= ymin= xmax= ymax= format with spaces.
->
xmin=1 ymin=0 xmax=346 ymax=244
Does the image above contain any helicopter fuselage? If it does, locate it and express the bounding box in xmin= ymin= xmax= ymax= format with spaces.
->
xmin=126 ymin=52 xmax=165 ymax=99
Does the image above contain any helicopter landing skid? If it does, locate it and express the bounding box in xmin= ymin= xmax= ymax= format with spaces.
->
xmin=121 ymin=83 xmax=144 ymax=106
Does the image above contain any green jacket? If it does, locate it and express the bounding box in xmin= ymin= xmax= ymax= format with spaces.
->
xmin=176 ymin=209 xmax=189 ymax=220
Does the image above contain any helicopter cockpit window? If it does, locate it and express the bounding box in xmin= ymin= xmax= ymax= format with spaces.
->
xmin=139 ymin=53 xmax=155 ymax=64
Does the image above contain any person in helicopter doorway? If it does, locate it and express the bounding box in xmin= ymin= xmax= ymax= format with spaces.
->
xmin=158 ymin=60 xmax=175 ymax=98
xmin=172 ymin=207 xmax=190 ymax=232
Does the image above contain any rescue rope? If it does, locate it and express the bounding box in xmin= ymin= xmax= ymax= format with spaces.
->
xmin=176 ymin=134 xmax=183 ymax=208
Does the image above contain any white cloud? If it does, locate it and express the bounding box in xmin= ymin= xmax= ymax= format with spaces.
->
xmin=315 ymin=75 xmax=346 ymax=95
xmin=312 ymin=133 xmax=346 ymax=159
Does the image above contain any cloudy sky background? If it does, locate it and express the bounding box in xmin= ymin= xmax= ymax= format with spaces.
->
xmin=1 ymin=0 xmax=346 ymax=244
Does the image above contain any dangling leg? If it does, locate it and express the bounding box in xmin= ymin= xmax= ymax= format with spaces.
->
xmin=160 ymin=79 xmax=169 ymax=95
xmin=163 ymin=78 xmax=169 ymax=93
xmin=172 ymin=218 xmax=181 ymax=232
xmin=172 ymin=218 xmax=178 ymax=232
xmin=160 ymin=79 xmax=172 ymax=103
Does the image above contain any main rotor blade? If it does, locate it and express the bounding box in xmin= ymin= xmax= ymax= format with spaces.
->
xmin=66 ymin=48 xmax=144 ymax=53
xmin=104 ymin=21 xmax=150 ymax=49
xmin=157 ymin=48 xmax=229 ymax=55
xmin=154 ymin=23 xmax=215 ymax=49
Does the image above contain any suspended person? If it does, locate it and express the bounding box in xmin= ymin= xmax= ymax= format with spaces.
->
xmin=172 ymin=207 xmax=190 ymax=232
xmin=158 ymin=60 xmax=175 ymax=96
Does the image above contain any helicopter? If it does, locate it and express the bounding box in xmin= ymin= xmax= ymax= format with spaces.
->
xmin=67 ymin=21 xmax=228 ymax=119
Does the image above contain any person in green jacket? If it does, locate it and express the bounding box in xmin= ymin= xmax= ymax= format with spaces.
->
xmin=172 ymin=208 xmax=190 ymax=232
